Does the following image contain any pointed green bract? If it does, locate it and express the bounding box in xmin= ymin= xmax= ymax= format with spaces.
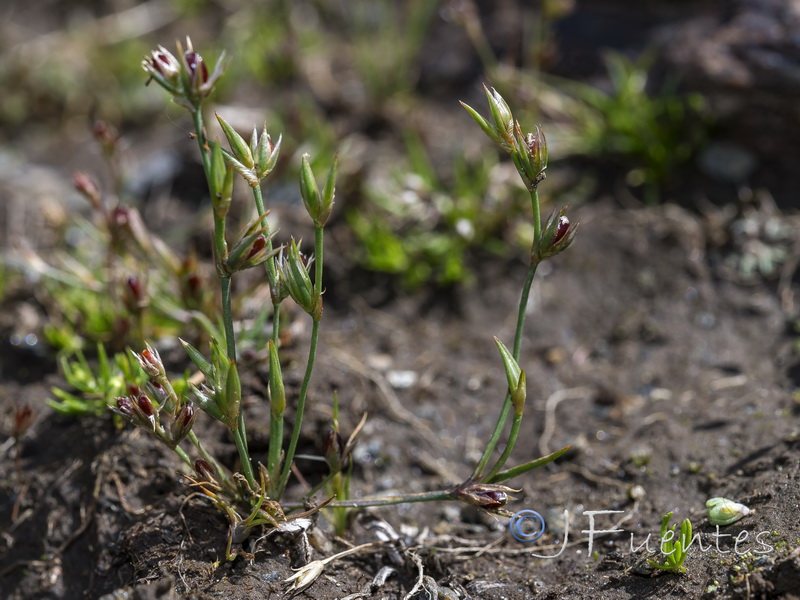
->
xmin=268 ymin=340 xmax=286 ymax=417
xmin=484 ymin=85 xmax=514 ymax=146
xmin=189 ymin=383 xmax=225 ymax=422
xmin=180 ymin=338 xmax=215 ymax=381
xmin=256 ymin=131 xmax=281 ymax=180
xmin=460 ymin=101 xmax=502 ymax=148
xmin=299 ymin=154 xmax=321 ymax=222
xmin=494 ymin=337 xmax=521 ymax=393
xmin=319 ymin=155 xmax=338 ymax=226
xmin=249 ymin=126 xmax=258 ymax=162
xmin=216 ymin=113 xmax=254 ymax=169
xmin=278 ymin=239 xmax=317 ymax=317
xmin=223 ymin=358 xmax=241 ymax=429
xmin=511 ymin=370 xmax=526 ymax=416
xmin=209 ymin=141 xmax=225 ymax=196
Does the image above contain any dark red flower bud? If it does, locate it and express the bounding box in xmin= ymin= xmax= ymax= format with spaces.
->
xmin=115 ymin=396 xmax=135 ymax=417
xmin=187 ymin=273 xmax=201 ymax=295
xmin=532 ymin=206 xmax=578 ymax=264
xmin=126 ymin=276 xmax=144 ymax=302
xmin=73 ymin=172 xmax=101 ymax=208
xmin=141 ymin=349 xmax=156 ymax=366
xmin=178 ymin=403 xmax=195 ymax=427
xmin=184 ymin=51 xmax=208 ymax=84
xmin=245 ymin=235 xmax=267 ymax=260
xmin=152 ymin=51 xmax=175 ymax=76
xmin=454 ymin=482 xmax=517 ymax=511
xmin=552 ymin=216 xmax=570 ymax=247
xmin=136 ymin=344 xmax=165 ymax=379
xmin=111 ymin=206 xmax=130 ymax=228
xmin=324 ymin=429 xmax=346 ymax=472
xmin=476 ymin=489 xmax=507 ymax=509
xmin=93 ymin=120 xmax=119 ymax=155
xmin=194 ymin=459 xmax=217 ymax=483
xmin=13 ymin=404 xmax=34 ymax=438
xmin=148 ymin=382 xmax=167 ymax=402
xmin=114 ymin=317 xmax=131 ymax=339
xmin=136 ymin=395 xmax=155 ymax=417
xmin=170 ymin=403 xmax=196 ymax=445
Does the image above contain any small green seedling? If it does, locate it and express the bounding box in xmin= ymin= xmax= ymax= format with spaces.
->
xmin=50 ymin=344 xmax=146 ymax=416
xmin=648 ymin=511 xmax=692 ymax=574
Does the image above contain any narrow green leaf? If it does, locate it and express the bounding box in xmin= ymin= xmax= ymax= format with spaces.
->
xmin=487 ymin=446 xmax=570 ymax=483
xmin=97 ymin=343 xmax=110 ymax=381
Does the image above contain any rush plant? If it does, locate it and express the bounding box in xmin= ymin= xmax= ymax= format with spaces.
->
xmin=104 ymin=39 xmax=577 ymax=560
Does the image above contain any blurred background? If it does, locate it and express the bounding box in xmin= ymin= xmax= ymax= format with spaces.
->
xmin=1 ymin=0 xmax=798 ymax=355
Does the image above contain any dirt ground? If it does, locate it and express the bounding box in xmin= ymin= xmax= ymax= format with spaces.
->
xmin=3 ymin=198 xmax=800 ymax=599
xmin=3 ymin=1 xmax=800 ymax=599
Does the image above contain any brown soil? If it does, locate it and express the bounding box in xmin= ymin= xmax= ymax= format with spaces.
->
xmin=3 ymin=200 xmax=800 ymax=599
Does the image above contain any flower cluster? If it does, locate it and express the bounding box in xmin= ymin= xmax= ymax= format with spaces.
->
xmin=461 ymin=85 xmax=577 ymax=265
xmin=142 ymin=37 xmax=226 ymax=109
xmin=461 ymin=85 xmax=547 ymax=191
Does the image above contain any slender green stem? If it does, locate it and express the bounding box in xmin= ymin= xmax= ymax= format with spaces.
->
xmin=173 ymin=445 xmax=193 ymax=469
xmin=303 ymin=489 xmax=454 ymax=509
xmin=191 ymin=104 xmax=254 ymax=489
xmin=512 ymin=263 xmax=538 ymax=359
xmin=191 ymin=108 xmax=211 ymax=177
xmin=470 ymin=189 xmax=541 ymax=481
xmin=251 ymin=185 xmax=284 ymax=489
xmin=158 ymin=376 xmax=236 ymax=491
xmin=271 ymin=303 xmax=281 ymax=351
xmin=276 ymin=225 xmax=324 ymax=498
xmin=220 ymin=275 xmax=251 ymax=481
xmin=277 ymin=319 xmax=319 ymax=498
xmin=219 ymin=277 xmax=236 ymax=360
xmin=250 ymin=187 xmax=279 ymax=291
xmin=164 ymin=104 xmax=255 ymax=489
xmin=232 ymin=427 xmax=255 ymax=488
xmin=470 ymin=396 xmax=508 ymax=480
xmin=191 ymin=105 xmax=233 ymax=361
xmin=470 ymin=262 xmax=538 ymax=480
xmin=249 ymin=186 xmax=282 ymax=347
xmin=486 ymin=446 xmax=570 ymax=484
xmin=267 ymin=410 xmax=283 ymax=489
xmin=484 ymin=413 xmax=523 ymax=481
xmin=529 ymin=188 xmax=541 ymax=248
xmin=187 ymin=431 xmax=235 ymax=491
